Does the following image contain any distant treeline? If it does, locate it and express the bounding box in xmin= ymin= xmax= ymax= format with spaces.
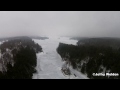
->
xmin=0 ymin=36 xmax=31 ymax=42
xmin=77 ymin=37 xmax=120 ymax=49
xmin=57 ymin=38 xmax=120 ymax=79
xmin=0 ymin=36 xmax=49 ymax=42
xmin=0 ymin=37 xmax=42 ymax=79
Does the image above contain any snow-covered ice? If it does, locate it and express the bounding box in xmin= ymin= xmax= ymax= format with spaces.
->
xmin=32 ymin=37 xmax=88 ymax=79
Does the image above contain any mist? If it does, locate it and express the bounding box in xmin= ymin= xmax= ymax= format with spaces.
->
xmin=0 ymin=11 xmax=120 ymax=38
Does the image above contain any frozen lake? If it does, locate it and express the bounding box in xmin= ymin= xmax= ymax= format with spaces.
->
xmin=32 ymin=37 xmax=88 ymax=79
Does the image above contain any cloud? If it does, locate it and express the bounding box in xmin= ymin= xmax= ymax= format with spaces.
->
xmin=0 ymin=11 xmax=120 ymax=37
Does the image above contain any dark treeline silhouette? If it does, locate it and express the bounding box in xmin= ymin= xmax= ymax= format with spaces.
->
xmin=0 ymin=36 xmax=48 ymax=42
xmin=57 ymin=38 xmax=120 ymax=79
xmin=0 ymin=36 xmax=42 ymax=53
xmin=77 ymin=37 xmax=120 ymax=49
xmin=0 ymin=37 xmax=42 ymax=79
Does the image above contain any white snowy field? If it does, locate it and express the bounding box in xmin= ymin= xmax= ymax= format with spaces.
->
xmin=32 ymin=37 xmax=88 ymax=79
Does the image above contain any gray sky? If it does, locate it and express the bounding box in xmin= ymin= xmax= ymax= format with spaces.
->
xmin=0 ymin=11 xmax=120 ymax=38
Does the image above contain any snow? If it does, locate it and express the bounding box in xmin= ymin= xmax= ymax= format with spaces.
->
xmin=0 ymin=42 xmax=2 ymax=45
xmin=32 ymin=37 xmax=88 ymax=79
xmin=69 ymin=66 xmax=89 ymax=79
xmin=0 ymin=42 xmax=2 ymax=71
xmin=0 ymin=41 xmax=6 ymax=45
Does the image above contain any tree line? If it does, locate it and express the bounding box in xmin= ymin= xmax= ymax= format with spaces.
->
xmin=57 ymin=38 xmax=120 ymax=79
xmin=0 ymin=37 xmax=42 ymax=79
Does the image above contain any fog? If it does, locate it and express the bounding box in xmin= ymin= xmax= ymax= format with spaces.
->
xmin=0 ymin=11 xmax=120 ymax=38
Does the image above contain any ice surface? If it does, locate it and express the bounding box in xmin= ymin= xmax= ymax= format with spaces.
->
xmin=32 ymin=37 xmax=88 ymax=79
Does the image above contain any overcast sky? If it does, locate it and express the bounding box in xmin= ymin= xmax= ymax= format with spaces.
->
xmin=0 ymin=11 xmax=120 ymax=38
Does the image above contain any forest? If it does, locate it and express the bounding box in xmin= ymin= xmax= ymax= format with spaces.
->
xmin=0 ymin=37 xmax=42 ymax=79
xmin=57 ymin=38 xmax=120 ymax=79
